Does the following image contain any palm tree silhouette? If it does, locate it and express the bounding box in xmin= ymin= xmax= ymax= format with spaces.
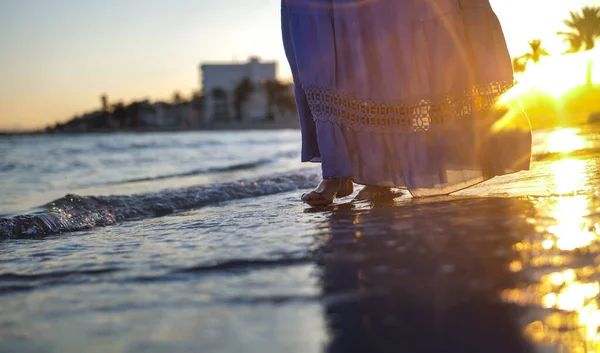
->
xmin=557 ymin=6 xmax=600 ymax=86
xmin=521 ymin=39 xmax=550 ymax=65
xmin=172 ymin=91 xmax=184 ymax=105
xmin=511 ymin=39 xmax=549 ymax=74
xmin=264 ymin=80 xmax=296 ymax=121
xmin=512 ymin=57 xmax=527 ymax=74
xmin=264 ymin=80 xmax=282 ymax=121
xmin=278 ymin=84 xmax=297 ymax=118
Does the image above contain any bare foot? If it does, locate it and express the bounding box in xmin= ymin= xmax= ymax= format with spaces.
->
xmin=354 ymin=186 xmax=399 ymax=202
xmin=301 ymin=178 xmax=354 ymax=206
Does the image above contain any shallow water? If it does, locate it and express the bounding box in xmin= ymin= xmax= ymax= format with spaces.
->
xmin=1 ymin=127 xmax=600 ymax=353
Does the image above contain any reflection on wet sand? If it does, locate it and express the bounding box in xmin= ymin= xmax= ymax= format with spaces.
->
xmin=504 ymin=192 xmax=600 ymax=353
xmin=314 ymin=197 xmax=536 ymax=353
xmin=313 ymin=127 xmax=600 ymax=353
xmin=503 ymin=129 xmax=600 ymax=353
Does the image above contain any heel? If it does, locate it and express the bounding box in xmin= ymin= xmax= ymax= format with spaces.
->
xmin=336 ymin=178 xmax=354 ymax=198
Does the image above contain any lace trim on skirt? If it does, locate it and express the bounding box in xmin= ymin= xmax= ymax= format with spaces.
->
xmin=303 ymin=81 xmax=513 ymax=133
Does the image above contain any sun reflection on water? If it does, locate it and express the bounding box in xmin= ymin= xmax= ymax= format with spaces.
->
xmin=546 ymin=129 xmax=587 ymax=154
xmin=546 ymin=196 xmax=595 ymax=251
xmin=551 ymin=159 xmax=587 ymax=195
xmin=502 ymin=129 xmax=600 ymax=352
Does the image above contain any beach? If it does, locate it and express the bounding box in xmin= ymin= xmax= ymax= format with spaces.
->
xmin=1 ymin=126 xmax=600 ymax=353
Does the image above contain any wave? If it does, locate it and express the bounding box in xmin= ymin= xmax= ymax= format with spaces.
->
xmin=0 ymin=267 xmax=123 ymax=294
xmin=0 ymin=267 xmax=121 ymax=281
xmin=0 ymin=257 xmax=312 ymax=294
xmin=0 ymin=170 xmax=319 ymax=240
xmin=99 ymin=158 xmax=274 ymax=186
xmin=173 ymin=257 xmax=312 ymax=274
xmin=96 ymin=139 xmax=225 ymax=151
xmin=94 ymin=136 xmax=300 ymax=152
xmin=0 ymin=163 xmax=16 ymax=172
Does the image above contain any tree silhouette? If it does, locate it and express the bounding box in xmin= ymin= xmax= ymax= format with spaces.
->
xmin=232 ymin=77 xmax=254 ymax=121
xmin=112 ymin=102 xmax=127 ymax=128
xmin=173 ymin=91 xmax=184 ymax=105
xmin=264 ymin=80 xmax=292 ymax=121
xmin=100 ymin=94 xmax=109 ymax=112
xmin=511 ymin=39 xmax=549 ymax=74
xmin=512 ymin=57 xmax=527 ymax=74
xmin=557 ymin=6 xmax=600 ymax=86
xmin=522 ymin=39 xmax=550 ymax=65
xmin=275 ymin=83 xmax=297 ymax=118
xmin=125 ymin=102 xmax=143 ymax=128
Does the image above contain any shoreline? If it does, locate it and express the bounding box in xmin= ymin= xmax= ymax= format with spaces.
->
xmin=0 ymin=119 xmax=301 ymax=137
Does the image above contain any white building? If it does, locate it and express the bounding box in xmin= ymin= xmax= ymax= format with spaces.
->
xmin=200 ymin=57 xmax=277 ymax=123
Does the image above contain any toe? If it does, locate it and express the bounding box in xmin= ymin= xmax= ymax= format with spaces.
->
xmin=301 ymin=191 xmax=319 ymax=203
xmin=302 ymin=192 xmax=333 ymax=206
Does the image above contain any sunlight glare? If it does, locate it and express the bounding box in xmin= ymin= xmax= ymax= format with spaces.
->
xmin=551 ymin=159 xmax=587 ymax=194
xmin=547 ymin=196 xmax=594 ymax=251
xmin=512 ymin=49 xmax=600 ymax=98
xmin=551 ymin=159 xmax=587 ymax=195
xmin=506 ymin=150 xmax=600 ymax=352
xmin=546 ymin=129 xmax=586 ymax=153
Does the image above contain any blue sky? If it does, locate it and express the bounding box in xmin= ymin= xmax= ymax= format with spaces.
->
xmin=0 ymin=0 xmax=599 ymax=129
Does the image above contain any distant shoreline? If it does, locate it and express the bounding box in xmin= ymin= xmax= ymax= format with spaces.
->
xmin=0 ymin=119 xmax=301 ymax=137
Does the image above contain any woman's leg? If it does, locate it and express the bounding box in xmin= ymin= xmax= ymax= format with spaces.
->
xmin=282 ymin=1 xmax=353 ymax=206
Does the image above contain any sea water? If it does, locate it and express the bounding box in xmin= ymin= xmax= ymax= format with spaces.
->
xmin=1 ymin=127 xmax=599 ymax=353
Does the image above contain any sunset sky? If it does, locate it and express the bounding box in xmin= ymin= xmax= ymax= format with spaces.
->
xmin=0 ymin=0 xmax=599 ymax=130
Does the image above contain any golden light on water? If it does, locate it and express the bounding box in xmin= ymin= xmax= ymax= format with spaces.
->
xmin=501 ymin=127 xmax=600 ymax=352
xmin=538 ymin=133 xmax=593 ymax=257
xmin=551 ymin=159 xmax=587 ymax=194
xmin=523 ymin=270 xmax=600 ymax=351
xmin=504 ymin=264 xmax=600 ymax=351
xmin=545 ymin=129 xmax=588 ymax=195
xmin=546 ymin=129 xmax=587 ymax=153
xmin=546 ymin=196 xmax=595 ymax=251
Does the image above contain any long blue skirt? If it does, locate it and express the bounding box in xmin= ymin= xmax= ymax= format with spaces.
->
xmin=282 ymin=0 xmax=532 ymax=196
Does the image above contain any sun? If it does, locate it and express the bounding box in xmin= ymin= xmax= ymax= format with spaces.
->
xmin=513 ymin=48 xmax=600 ymax=98
xmin=495 ymin=47 xmax=600 ymax=129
